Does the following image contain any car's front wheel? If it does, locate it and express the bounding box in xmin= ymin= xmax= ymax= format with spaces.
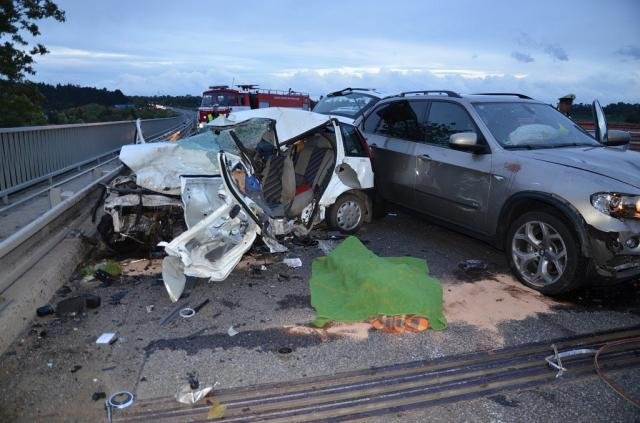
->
xmin=506 ymin=211 xmax=587 ymax=295
xmin=328 ymin=193 xmax=365 ymax=234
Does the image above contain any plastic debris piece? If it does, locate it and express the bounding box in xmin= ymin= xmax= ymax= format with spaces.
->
xmin=175 ymin=384 xmax=213 ymax=405
xmin=282 ymin=258 xmax=302 ymax=268
xmin=458 ymin=259 xmax=488 ymax=272
xmin=146 ymin=305 xmax=154 ymax=313
xmin=227 ymin=326 xmax=238 ymax=337
xmin=92 ymin=391 xmax=106 ymax=401
xmin=207 ymin=400 xmax=227 ymax=419
xmin=70 ymin=365 xmax=82 ymax=373
xmin=85 ymin=294 xmax=101 ymax=309
xmin=96 ymin=333 xmax=118 ymax=344
xmin=37 ymin=304 xmax=54 ymax=317
xmin=56 ymin=296 xmax=86 ymax=316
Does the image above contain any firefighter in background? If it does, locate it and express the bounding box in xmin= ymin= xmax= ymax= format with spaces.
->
xmin=557 ymin=94 xmax=575 ymax=117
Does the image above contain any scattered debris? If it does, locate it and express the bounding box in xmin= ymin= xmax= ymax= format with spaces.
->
xmin=179 ymin=307 xmax=196 ymax=319
xmin=187 ymin=371 xmax=199 ymax=389
xmin=91 ymin=391 xmax=106 ymax=401
xmin=109 ymin=291 xmax=128 ymax=306
xmin=85 ymin=294 xmax=101 ymax=309
xmin=96 ymin=333 xmax=118 ymax=345
xmin=36 ymin=304 xmax=54 ymax=317
xmin=193 ymin=299 xmax=210 ymax=313
xmin=277 ymin=347 xmax=293 ymax=355
xmin=70 ymin=365 xmax=82 ymax=373
xmin=55 ymin=296 xmax=86 ymax=316
xmin=146 ymin=305 xmax=154 ymax=313
xmin=206 ymin=400 xmax=227 ymax=419
xmin=160 ymin=302 xmax=189 ymax=325
xmin=458 ymin=259 xmax=488 ymax=272
xmin=94 ymin=269 xmax=113 ymax=285
xmin=283 ymin=258 xmax=302 ymax=268
xmin=106 ymin=391 xmax=134 ymax=422
xmin=47 ymin=361 xmax=53 ymax=368
xmin=175 ymin=383 xmax=213 ymax=405
xmin=387 ymin=213 xmax=398 ymax=217
xmin=545 ymin=344 xmax=597 ymax=378
xmin=227 ymin=326 xmax=239 ymax=337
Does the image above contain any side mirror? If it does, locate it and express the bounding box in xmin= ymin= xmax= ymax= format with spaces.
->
xmin=592 ymin=100 xmax=608 ymax=143
xmin=449 ymin=132 xmax=487 ymax=153
xmin=605 ymin=129 xmax=631 ymax=146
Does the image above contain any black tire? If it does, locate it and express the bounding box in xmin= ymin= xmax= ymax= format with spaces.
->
xmin=328 ymin=193 xmax=365 ymax=234
xmin=506 ymin=210 xmax=587 ymax=295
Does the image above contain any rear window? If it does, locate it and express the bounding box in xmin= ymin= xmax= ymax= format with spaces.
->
xmin=340 ymin=123 xmax=368 ymax=157
xmin=364 ymin=100 xmax=427 ymax=142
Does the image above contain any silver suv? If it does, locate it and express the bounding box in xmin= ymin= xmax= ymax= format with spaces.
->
xmin=357 ymin=91 xmax=639 ymax=295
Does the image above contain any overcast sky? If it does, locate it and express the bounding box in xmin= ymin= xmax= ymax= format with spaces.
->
xmin=27 ymin=0 xmax=640 ymax=103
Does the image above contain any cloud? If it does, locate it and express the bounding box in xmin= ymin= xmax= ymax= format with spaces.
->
xmin=517 ymin=32 xmax=569 ymax=61
xmin=511 ymin=51 xmax=534 ymax=63
xmin=544 ymin=44 xmax=569 ymax=61
xmin=616 ymin=45 xmax=640 ymax=60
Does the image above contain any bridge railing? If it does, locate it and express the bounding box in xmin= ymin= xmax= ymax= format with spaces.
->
xmin=0 ymin=115 xmax=185 ymax=201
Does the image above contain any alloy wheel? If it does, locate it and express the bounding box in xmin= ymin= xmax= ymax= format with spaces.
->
xmin=511 ymin=220 xmax=568 ymax=287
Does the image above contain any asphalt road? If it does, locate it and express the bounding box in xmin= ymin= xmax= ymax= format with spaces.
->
xmin=0 ymin=210 xmax=639 ymax=421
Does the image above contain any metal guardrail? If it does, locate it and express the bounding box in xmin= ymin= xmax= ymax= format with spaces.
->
xmin=0 ymin=115 xmax=185 ymax=201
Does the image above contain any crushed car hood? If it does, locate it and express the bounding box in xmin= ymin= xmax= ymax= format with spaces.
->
xmin=119 ymin=130 xmax=238 ymax=194
xmin=513 ymin=147 xmax=640 ymax=189
xmin=208 ymin=107 xmax=331 ymax=145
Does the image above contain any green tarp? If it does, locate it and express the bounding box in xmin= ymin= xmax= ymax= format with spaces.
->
xmin=310 ymin=236 xmax=447 ymax=330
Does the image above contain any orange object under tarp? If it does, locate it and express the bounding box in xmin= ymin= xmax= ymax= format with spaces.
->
xmin=370 ymin=315 xmax=429 ymax=334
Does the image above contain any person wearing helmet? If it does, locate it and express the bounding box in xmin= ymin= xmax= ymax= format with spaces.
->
xmin=557 ymin=93 xmax=576 ymax=117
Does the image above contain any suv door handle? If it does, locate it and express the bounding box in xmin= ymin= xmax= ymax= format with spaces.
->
xmin=419 ymin=154 xmax=431 ymax=160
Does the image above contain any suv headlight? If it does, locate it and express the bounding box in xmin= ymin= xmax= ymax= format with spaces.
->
xmin=590 ymin=193 xmax=640 ymax=219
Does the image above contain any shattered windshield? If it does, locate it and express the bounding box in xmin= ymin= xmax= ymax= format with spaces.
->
xmin=473 ymin=102 xmax=600 ymax=149
xmin=201 ymin=92 xmax=237 ymax=107
xmin=313 ymin=93 xmax=378 ymax=118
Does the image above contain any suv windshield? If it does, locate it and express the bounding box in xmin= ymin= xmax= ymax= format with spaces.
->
xmin=473 ymin=102 xmax=600 ymax=149
xmin=202 ymin=92 xmax=237 ymax=107
xmin=313 ymin=93 xmax=378 ymax=118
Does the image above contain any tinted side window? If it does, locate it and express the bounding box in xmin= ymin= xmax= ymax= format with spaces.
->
xmin=340 ymin=123 xmax=368 ymax=157
xmin=425 ymin=102 xmax=477 ymax=147
xmin=364 ymin=100 xmax=427 ymax=141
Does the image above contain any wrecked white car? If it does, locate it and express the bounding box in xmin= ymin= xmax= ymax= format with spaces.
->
xmin=101 ymin=108 xmax=374 ymax=301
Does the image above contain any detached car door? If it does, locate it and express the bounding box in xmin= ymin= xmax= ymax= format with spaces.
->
xmin=361 ymin=100 xmax=428 ymax=206
xmin=413 ymin=101 xmax=493 ymax=233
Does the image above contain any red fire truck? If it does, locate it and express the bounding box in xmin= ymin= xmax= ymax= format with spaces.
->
xmin=198 ymin=85 xmax=310 ymax=124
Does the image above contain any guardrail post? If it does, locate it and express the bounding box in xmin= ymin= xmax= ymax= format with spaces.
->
xmin=49 ymin=187 xmax=62 ymax=207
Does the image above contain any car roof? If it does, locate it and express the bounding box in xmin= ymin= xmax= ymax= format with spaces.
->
xmin=378 ymin=91 xmax=544 ymax=104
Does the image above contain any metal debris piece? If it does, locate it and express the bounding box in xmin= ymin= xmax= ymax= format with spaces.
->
xmin=146 ymin=305 xmax=154 ymax=313
xmin=458 ymin=259 xmax=488 ymax=272
xmin=106 ymin=391 xmax=134 ymax=423
xmin=282 ymin=258 xmax=302 ymax=268
xmin=175 ymin=383 xmax=213 ymax=405
xmin=179 ymin=307 xmax=196 ymax=319
xmin=545 ymin=343 xmax=597 ymax=378
xmin=227 ymin=326 xmax=239 ymax=337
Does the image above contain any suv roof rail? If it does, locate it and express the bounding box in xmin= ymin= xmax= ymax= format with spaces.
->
xmin=473 ymin=92 xmax=533 ymax=99
xmin=399 ymin=90 xmax=462 ymax=98
xmin=327 ymin=87 xmax=375 ymax=97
